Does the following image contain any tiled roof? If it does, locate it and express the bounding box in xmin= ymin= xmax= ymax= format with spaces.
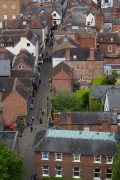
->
xmin=114 ymin=0 xmax=120 ymax=7
xmin=97 ymin=32 xmax=119 ymax=43
xmin=0 ymin=60 xmax=10 ymax=76
xmin=54 ymin=37 xmax=78 ymax=47
xmin=104 ymin=16 xmax=120 ymax=24
xmin=11 ymin=70 xmax=34 ymax=79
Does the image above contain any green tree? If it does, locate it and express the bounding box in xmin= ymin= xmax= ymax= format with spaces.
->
xmin=115 ymin=78 xmax=120 ymax=85
xmin=0 ymin=140 xmax=25 ymax=180
xmin=106 ymin=70 xmax=118 ymax=85
xmin=50 ymin=91 xmax=83 ymax=112
xmin=111 ymin=142 xmax=120 ymax=180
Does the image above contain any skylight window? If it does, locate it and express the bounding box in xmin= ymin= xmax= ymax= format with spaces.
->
xmin=73 ymin=55 xmax=76 ymax=59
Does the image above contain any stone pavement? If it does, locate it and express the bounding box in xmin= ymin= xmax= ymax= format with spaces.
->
xmin=19 ymin=45 xmax=53 ymax=180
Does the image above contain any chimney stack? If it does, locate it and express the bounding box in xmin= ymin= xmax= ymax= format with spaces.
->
xmin=89 ymin=47 xmax=94 ymax=60
xmin=66 ymin=110 xmax=72 ymax=125
xmin=28 ymin=15 xmax=31 ymax=19
xmin=75 ymin=31 xmax=78 ymax=41
xmin=101 ymin=117 xmax=110 ymax=132
xmin=69 ymin=13 xmax=72 ymax=20
xmin=19 ymin=49 xmax=26 ymax=55
xmin=66 ymin=48 xmax=70 ymax=60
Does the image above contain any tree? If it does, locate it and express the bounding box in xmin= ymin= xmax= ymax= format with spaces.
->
xmin=115 ymin=78 xmax=120 ymax=85
xmin=106 ymin=70 xmax=118 ymax=85
xmin=50 ymin=91 xmax=83 ymax=112
xmin=0 ymin=140 xmax=25 ymax=180
xmin=111 ymin=142 xmax=120 ymax=180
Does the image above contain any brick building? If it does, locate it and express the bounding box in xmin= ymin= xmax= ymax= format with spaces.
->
xmin=0 ymin=0 xmax=23 ymax=24
xmin=52 ymin=47 xmax=104 ymax=91
xmin=32 ymin=128 xmax=119 ymax=180
xmin=53 ymin=110 xmax=118 ymax=132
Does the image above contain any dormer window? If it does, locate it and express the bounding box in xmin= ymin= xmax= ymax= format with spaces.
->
xmin=53 ymin=14 xmax=56 ymax=17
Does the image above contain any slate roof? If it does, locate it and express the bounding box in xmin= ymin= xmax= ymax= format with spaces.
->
xmin=0 ymin=131 xmax=18 ymax=152
xmin=0 ymin=34 xmax=20 ymax=46
xmin=101 ymin=7 xmax=113 ymax=13
xmin=54 ymin=37 xmax=78 ymax=47
xmin=60 ymin=111 xmax=117 ymax=125
xmin=91 ymin=85 xmax=120 ymax=100
xmin=114 ymin=0 xmax=120 ymax=7
xmin=106 ymin=89 xmax=120 ymax=113
xmin=97 ymin=32 xmax=119 ymax=43
xmin=0 ymin=50 xmax=15 ymax=64
xmin=0 ymin=60 xmax=10 ymax=76
xmin=62 ymin=20 xmax=84 ymax=28
xmin=71 ymin=12 xmax=86 ymax=22
xmin=104 ymin=16 xmax=120 ymax=24
xmin=32 ymin=129 xmax=119 ymax=156
xmin=11 ymin=70 xmax=34 ymax=79
xmin=52 ymin=62 xmax=73 ymax=77
xmin=1 ymin=78 xmax=29 ymax=101
xmin=26 ymin=28 xmax=39 ymax=46
xmin=69 ymin=6 xmax=90 ymax=13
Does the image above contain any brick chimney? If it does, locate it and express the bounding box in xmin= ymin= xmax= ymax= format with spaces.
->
xmin=89 ymin=48 xmax=94 ymax=60
xmin=75 ymin=31 xmax=79 ymax=41
xmin=28 ymin=15 xmax=31 ymax=19
xmin=66 ymin=110 xmax=72 ymax=124
xmin=53 ymin=110 xmax=61 ymax=126
xmin=101 ymin=117 xmax=110 ymax=132
xmin=19 ymin=49 xmax=26 ymax=55
xmin=69 ymin=13 xmax=72 ymax=20
xmin=37 ymin=15 xmax=41 ymax=21
xmin=20 ymin=14 xmax=23 ymax=19
xmin=66 ymin=48 xmax=70 ymax=60
xmin=118 ymin=29 xmax=120 ymax=37
xmin=40 ymin=3 xmax=43 ymax=7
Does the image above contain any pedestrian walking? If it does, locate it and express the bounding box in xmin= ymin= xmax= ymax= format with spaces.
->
xmin=31 ymin=115 xmax=34 ymax=122
xmin=46 ymin=52 xmax=48 ymax=57
xmin=39 ymin=79 xmax=41 ymax=84
xmin=39 ymin=118 xmax=42 ymax=124
xmin=30 ymin=125 xmax=33 ymax=132
xmin=43 ymin=84 xmax=46 ymax=89
xmin=42 ymin=52 xmax=44 ymax=58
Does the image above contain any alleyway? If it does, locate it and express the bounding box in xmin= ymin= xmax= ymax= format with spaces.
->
xmin=19 ymin=46 xmax=53 ymax=180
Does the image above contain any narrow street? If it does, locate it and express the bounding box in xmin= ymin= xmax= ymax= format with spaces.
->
xmin=19 ymin=45 xmax=53 ymax=180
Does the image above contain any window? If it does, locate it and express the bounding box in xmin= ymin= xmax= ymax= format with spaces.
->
xmin=84 ymin=126 xmax=89 ymax=131
xmin=18 ymin=66 xmax=25 ymax=69
xmin=55 ymin=153 xmax=62 ymax=160
xmin=87 ymin=22 xmax=90 ymax=26
xmin=12 ymin=4 xmax=16 ymax=9
xmin=80 ymin=76 xmax=83 ymax=79
xmin=108 ymin=46 xmax=112 ymax=52
xmin=94 ymin=156 xmax=101 ymax=163
xmin=106 ymin=169 xmax=112 ymax=180
xmin=31 ymin=53 xmax=34 ymax=56
xmin=0 ymin=43 xmax=4 ymax=47
xmin=3 ymin=4 xmax=7 ymax=9
xmin=42 ymin=152 xmax=49 ymax=160
xmin=56 ymin=166 xmax=62 ymax=177
xmin=106 ymin=156 xmax=113 ymax=164
xmin=73 ymin=154 xmax=80 ymax=162
xmin=105 ymin=0 xmax=108 ymax=3
xmin=53 ymin=14 xmax=56 ymax=16
xmin=76 ymin=66 xmax=80 ymax=70
xmin=54 ymin=21 xmax=56 ymax=25
xmin=94 ymin=168 xmax=100 ymax=179
xmin=73 ymin=167 xmax=80 ymax=178
xmin=12 ymin=15 xmax=16 ymax=19
xmin=73 ymin=55 xmax=77 ymax=59
xmin=42 ymin=165 xmax=49 ymax=176
xmin=4 ymin=15 xmax=7 ymax=20
xmin=110 ymin=38 xmax=113 ymax=42
xmin=27 ymin=43 xmax=30 ymax=46
xmin=100 ymin=38 xmax=102 ymax=41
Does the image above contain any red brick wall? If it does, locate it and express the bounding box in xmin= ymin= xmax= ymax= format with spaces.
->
xmin=52 ymin=71 xmax=72 ymax=92
xmin=78 ymin=38 xmax=96 ymax=48
xmin=104 ymin=58 xmax=120 ymax=64
xmin=13 ymin=61 xmax=32 ymax=71
xmin=95 ymin=13 xmax=104 ymax=29
xmin=99 ymin=43 xmax=117 ymax=54
xmin=113 ymin=24 xmax=120 ymax=31
xmin=3 ymin=91 xmax=27 ymax=126
xmin=34 ymin=152 xmax=112 ymax=179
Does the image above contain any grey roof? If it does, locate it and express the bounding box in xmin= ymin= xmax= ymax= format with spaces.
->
xmin=52 ymin=48 xmax=104 ymax=61
xmin=11 ymin=70 xmax=33 ymax=79
xmin=69 ymin=6 xmax=90 ymax=13
xmin=32 ymin=129 xmax=119 ymax=156
xmin=26 ymin=28 xmax=39 ymax=46
xmin=104 ymin=16 xmax=120 ymax=24
xmin=60 ymin=111 xmax=117 ymax=125
xmin=114 ymin=0 xmax=120 ymax=7
xmin=0 ymin=60 xmax=10 ymax=76
xmin=91 ymin=85 xmax=120 ymax=100
xmin=98 ymin=32 xmax=119 ymax=43
xmin=54 ymin=37 xmax=78 ymax=47
xmin=0 ymin=131 xmax=18 ymax=152
xmin=101 ymin=7 xmax=113 ymax=13
xmin=0 ymin=50 xmax=15 ymax=64
xmin=106 ymin=89 xmax=120 ymax=113
xmin=62 ymin=20 xmax=84 ymax=28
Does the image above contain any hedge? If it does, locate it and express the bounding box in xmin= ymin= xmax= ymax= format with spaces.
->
xmin=41 ymin=177 xmax=82 ymax=180
xmin=76 ymin=88 xmax=89 ymax=108
xmin=89 ymin=88 xmax=103 ymax=111
xmin=92 ymin=76 xmax=107 ymax=85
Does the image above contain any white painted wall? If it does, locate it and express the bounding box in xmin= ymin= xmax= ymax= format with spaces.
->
xmin=92 ymin=0 xmax=97 ymax=4
xmin=52 ymin=10 xmax=61 ymax=26
xmin=86 ymin=13 xmax=95 ymax=26
xmin=52 ymin=58 xmax=66 ymax=67
xmin=104 ymin=95 xmax=109 ymax=111
xmin=101 ymin=0 xmax=113 ymax=8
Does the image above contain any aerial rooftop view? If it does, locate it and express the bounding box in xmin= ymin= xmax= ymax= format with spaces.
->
xmin=0 ymin=0 xmax=120 ymax=180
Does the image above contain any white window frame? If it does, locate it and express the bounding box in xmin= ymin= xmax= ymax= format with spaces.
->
xmin=18 ymin=65 xmax=25 ymax=69
xmin=4 ymin=15 xmax=7 ymax=20
xmin=76 ymin=66 xmax=80 ymax=70
xmin=106 ymin=156 xmax=113 ymax=164
xmin=84 ymin=126 xmax=89 ymax=131
xmin=27 ymin=43 xmax=30 ymax=46
xmin=42 ymin=152 xmax=49 ymax=160
xmin=94 ymin=155 xmax=101 ymax=163
xmin=73 ymin=167 xmax=80 ymax=178
xmin=12 ymin=15 xmax=16 ymax=19
xmin=73 ymin=154 xmax=80 ymax=162
xmin=94 ymin=168 xmax=100 ymax=179
xmin=106 ymin=169 xmax=112 ymax=180
xmin=87 ymin=22 xmax=90 ymax=26
xmin=108 ymin=46 xmax=112 ymax=52
xmin=42 ymin=165 xmax=49 ymax=176
xmin=55 ymin=166 xmax=62 ymax=177
xmin=80 ymin=76 xmax=83 ymax=80
xmin=3 ymin=4 xmax=7 ymax=9
xmin=55 ymin=153 xmax=62 ymax=161
xmin=12 ymin=4 xmax=16 ymax=9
